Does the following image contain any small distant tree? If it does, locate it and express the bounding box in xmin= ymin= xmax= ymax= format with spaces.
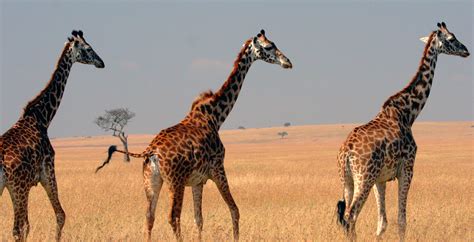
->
xmin=277 ymin=131 xmax=288 ymax=139
xmin=284 ymin=122 xmax=291 ymax=127
xmin=237 ymin=126 xmax=246 ymax=130
xmin=95 ymin=108 xmax=135 ymax=162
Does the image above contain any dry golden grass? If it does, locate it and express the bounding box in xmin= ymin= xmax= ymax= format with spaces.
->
xmin=1 ymin=122 xmax=473 ymax=241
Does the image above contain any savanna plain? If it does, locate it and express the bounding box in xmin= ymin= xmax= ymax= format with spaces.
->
xmin=1 ymin=122 xmax=472 ymax=241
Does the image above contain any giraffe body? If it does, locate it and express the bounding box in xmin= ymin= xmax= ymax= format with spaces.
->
xmin=97 ymin=30 xmax=292 ymax=241
xmin=0 ymin=30 xmax=104 ymax=241
xmin=336 ymin=22 xmax=469 ymax=241
xmin=0 ymin=164 xmax=5 ymax=196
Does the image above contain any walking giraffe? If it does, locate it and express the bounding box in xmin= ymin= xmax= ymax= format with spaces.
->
xmin=96 ymin=29 xmax=292 ymax=241
xmin=335 ymin=22 xmax=469 ymax=241
xmin=0 ymin=30 xmax=104 ymax=241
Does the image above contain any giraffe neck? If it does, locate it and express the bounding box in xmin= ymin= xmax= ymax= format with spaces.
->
xmin=382 ymin=31 xmax=439 ymax=126
xmin=22 ymin=43 xmax=74 ymax=129
xmin=211 ymin=39 xmax=255 ymax=128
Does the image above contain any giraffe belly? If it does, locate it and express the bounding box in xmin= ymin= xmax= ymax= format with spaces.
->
xmin=377 ymin=165 xmax=397 ymax=182
xmin=186 ymin=170 xmax=209 ymax=186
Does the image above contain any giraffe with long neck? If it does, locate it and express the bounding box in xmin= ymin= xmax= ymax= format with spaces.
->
xmin=96 ymin=29 xmax=292 ymax=241
xmin=0 ymin=30 xmax=104 ymax=241
xmin=335 ymin=22 xmax=469 ymax=241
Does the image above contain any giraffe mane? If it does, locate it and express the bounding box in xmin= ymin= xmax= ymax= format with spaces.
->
xmin=190 ymin=90 xmax=215 ymax=110
xmin=22 ymin=42 xmax=73 ymax=117
xmin=190 ymin=39 xmax=252 ymax=112
xmin=382 ymin=31 xmax=437 ymax=108
xmin=214 ymin=38 xmax=253 ymax=100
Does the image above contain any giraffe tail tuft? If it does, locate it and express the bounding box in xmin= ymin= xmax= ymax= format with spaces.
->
xmin=95 ymin=145 xmax=118 ymax=173
xmin=336 ymin=199 xmax=349 ymax=232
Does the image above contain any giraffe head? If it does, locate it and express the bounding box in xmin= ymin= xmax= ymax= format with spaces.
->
xmin=68 ymin=30 xmax=105 ymax=68
xmin=251 ymin=29 xmax=293 ymax=69
xmin=420 ymin=22 xmax=469 ymax=58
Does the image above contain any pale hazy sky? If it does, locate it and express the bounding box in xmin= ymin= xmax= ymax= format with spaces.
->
xmin=1 ymin=1 xmax=472 ymax=137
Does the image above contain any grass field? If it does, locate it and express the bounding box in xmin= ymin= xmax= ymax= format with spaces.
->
xmin=1 ymin=121 xmax=473 ymax=241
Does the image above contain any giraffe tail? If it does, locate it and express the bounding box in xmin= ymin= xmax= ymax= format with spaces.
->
xmin=336 ymin=199 xmax=349 ymax=232
xmin=95 ymin=145 xmax=145 ymax=173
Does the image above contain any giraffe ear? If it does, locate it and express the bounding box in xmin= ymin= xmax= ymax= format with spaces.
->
xmin=419 ymin=36 xmax=430 ymax=43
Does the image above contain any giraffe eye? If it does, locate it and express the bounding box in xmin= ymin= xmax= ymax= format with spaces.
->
xmin=263 ymin=43 xmax=277 ymax=51
xmin=264 ymin=44 xmax=275 ymax=51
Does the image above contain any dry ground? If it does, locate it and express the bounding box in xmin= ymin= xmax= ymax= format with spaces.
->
xmin=1 ymin=121 xmax=473 ymax=241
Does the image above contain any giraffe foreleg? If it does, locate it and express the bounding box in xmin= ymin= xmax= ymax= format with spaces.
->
xmin=397 ymin=159 xmax=414 ymax=242
xmin=9 ymin=186 xmax=31 ymax=242
xmin=373 ymin=182 xmax=388 ymax=238
xmin=192 ymin=184 xmax=204 ymax=240
xmin=212 ymin=167 xmax=239 ymax=241
xmin=143 ymin=163 xmax=163 ymax=242
xmin=40 ymin=162 xmax=65 ymax=242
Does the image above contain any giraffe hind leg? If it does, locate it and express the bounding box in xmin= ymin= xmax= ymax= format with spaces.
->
xmin=143 ymin=165 xmax=163 ymax=242
xmin=346 ymin=177 xmax=377 ymax=241
xmin=336 ymin=177 xmax=353 ymax=232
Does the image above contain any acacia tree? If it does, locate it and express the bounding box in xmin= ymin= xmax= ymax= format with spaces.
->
xmin=278 ymin=131 xmax=288 ymax=139
xmin=95 ymin=108 xmax=135 ymax=162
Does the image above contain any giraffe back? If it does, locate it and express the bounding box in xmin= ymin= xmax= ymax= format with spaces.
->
xmin=338 ymin=109 xmax=411 ymax=183
xmin=146 ymin=120 xmax=224 ymax=186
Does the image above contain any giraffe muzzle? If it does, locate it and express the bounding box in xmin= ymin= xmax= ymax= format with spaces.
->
xmin=279 ymin=56 xmax=293 ymax=69
xmin=95 ymin=60 xmax=105 ymax=68
xmin=460 ymin=51 xmax=470 ymax=58
xmin=281 ymin=61 xmax=293 ymax=69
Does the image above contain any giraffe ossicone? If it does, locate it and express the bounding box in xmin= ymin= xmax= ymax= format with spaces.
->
xmin=335 ymin=22 xmax=469 ymax=241
xmin=0 ymin=30 xmax=104 ymax=242
xmin=96 ymin=29 xmax=292 ymax=241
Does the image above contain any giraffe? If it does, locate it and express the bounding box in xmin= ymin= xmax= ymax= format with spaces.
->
xmin=0 ymin=30 xmax=104 ymax=241
xmin=95 ymin=29 xmax=292 ymax=241
xmin=335 ymin=22 xmax=469 ymax=241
